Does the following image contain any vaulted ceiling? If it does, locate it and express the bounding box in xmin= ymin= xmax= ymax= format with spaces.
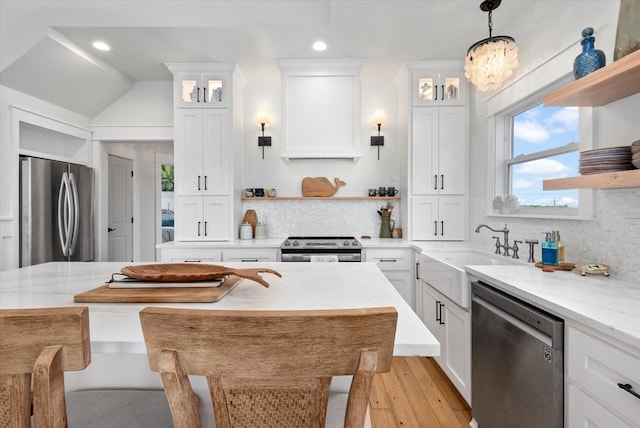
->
xmin=0 ymin=1 xmax=618 ymax=117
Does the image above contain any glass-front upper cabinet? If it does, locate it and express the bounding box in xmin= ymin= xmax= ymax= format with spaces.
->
xmin=412 ymin=69 xmax=466 ymax=106
xmin=166 ymin=63 xmax=235 ymax=108
xmin=175 ymin=73 xmax=229 ymax=108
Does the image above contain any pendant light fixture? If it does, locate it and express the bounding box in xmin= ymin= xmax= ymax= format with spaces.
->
xmin=464 ymin=0 xmax=518 ymax=91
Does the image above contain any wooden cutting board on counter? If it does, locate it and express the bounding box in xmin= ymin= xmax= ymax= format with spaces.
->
xmin=74 ymin=276 xmax=241 ymax=303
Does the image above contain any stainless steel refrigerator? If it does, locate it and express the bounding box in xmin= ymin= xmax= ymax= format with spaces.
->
xmin=20 ymin=156 xmax=95 ymax=267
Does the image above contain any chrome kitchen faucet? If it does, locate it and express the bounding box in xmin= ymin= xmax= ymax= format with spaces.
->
xmin=475 ymin=224 xmax=520 ymax=258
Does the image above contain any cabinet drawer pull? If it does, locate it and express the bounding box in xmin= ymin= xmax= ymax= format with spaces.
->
xmin=618 ymin=383 xmax=640 ymax=400
xmin=183 ymin=260 xmax=202 ymax=263
xmin=242 ymin=259 xmax=259 ymax=262
xmin=379 ymin=259 xmax=397 ymax=263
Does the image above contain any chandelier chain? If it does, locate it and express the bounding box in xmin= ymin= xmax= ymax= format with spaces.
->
xmin=488 ymin=10 xmax=493 ymax=39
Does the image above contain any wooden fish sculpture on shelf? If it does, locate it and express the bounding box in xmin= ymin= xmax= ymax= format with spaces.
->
xmin=301 ymin=177 xmax=346 ymax=197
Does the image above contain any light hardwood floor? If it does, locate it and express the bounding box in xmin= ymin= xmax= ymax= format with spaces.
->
xmin=369 ymin=357 xmax=472 ymax=427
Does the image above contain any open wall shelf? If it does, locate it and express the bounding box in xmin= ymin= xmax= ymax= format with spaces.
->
xmin=543 ymin=50 xmax=640 ymax=106
xmin=543 ymin=169 xmax=640 ymax=190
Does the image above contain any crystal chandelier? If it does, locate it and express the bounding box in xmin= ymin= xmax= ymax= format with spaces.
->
xmin=464 ymin=0 xmax=518 ymax=91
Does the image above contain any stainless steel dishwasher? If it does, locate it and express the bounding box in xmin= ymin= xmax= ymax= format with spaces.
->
xmin=471 ymin=281 xmax=564 ymax=427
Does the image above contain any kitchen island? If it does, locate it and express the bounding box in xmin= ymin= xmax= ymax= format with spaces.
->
xmin=0 ymin=261 xmax=438 ymax=425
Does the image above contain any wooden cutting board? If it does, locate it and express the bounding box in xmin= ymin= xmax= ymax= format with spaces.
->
xmin=73 ymin=276 xmax=241 ymax=303
xmin=301 ymin=177 xmax=346 ymax=197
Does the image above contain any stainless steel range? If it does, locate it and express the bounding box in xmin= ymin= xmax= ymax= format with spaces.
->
xmin=280 ymin=236 xmax=362 ymax=262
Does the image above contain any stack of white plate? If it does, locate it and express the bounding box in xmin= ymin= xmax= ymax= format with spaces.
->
xmin=632 ymin=140 xmax=640 ymax=169
xmin=579 ymin=146 xmax=634 ymax=175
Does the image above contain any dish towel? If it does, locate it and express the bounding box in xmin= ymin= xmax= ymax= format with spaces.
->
xmin=310 ymin=255 xmax=339 ymax=262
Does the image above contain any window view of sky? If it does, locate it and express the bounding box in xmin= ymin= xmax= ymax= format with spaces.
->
xmin=512 ymin=104 xmax=579 ymax=208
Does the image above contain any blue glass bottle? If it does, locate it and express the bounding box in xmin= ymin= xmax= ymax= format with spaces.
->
xmin=574 ymin=27 xmax=606 ymax=79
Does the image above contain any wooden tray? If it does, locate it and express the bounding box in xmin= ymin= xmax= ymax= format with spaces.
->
xmin=73 ymin=276 xmax=241 ymax=303
xmin=535 ymin=262 xmax=576 ymax=272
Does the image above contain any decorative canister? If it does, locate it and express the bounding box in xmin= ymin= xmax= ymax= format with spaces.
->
xmin=573 ymin=27 xmax=606 ymax=79
xmin=255 ymin=223 xmax=268 ymax=239
xmin=240 ymin=223 xmax=253 ymax=240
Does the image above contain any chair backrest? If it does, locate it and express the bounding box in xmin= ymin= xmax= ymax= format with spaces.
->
xmin=140 ymin=306 xmax=398 ymax=428
xmin=0 ymin=306 xmax=91 ymax=428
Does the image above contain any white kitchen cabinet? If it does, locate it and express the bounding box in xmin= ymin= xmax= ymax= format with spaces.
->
xmin=364 ymin=248 xmax=414 ymax=307
xmin=411 ymin=106 xmax=466 ymax=196
xmin=406 ymin=62 xmax=468 ymax=242
xmin=566 ymin=324 xmax=640 ymax=427
xmin=174 ymin=108 xmax=231 ymax=196
xmin=222 ymin=248 xmax=279 ymax=262
xmin=411 ymin=195 xmax=465 ymax=240
xmin=167 ymin=64 xmax=236 ymax=242
xmin=411 ymin=68 xmax=466 ymax=106
xmin=416 ymin=254 xmax=471 ymax=405
xmin=174 ymin=196 xmax=231 ymax=241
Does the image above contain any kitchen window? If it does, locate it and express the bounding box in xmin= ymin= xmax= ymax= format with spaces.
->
xmin=491 ymin=89 xmax=594 ymax=219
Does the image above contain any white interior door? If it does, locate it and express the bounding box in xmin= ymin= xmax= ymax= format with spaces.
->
xmin=108 ymin=155 xmax=133 ymax=262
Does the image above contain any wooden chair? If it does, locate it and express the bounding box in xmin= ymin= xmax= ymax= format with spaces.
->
xmin=139 ymin=306 xmax=398 ymax=428
xmin=0 ymin=306 xmax=91 ymax=428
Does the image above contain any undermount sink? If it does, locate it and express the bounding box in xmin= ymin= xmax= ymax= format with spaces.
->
xmin=419 ymin=250 xmax=519 ymax=309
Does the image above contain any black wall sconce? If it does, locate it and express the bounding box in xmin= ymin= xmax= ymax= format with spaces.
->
xmin=370 ymin=109 xmax=386 ymax=160
xmin=256 ymin=110 xmax=271 ymax=159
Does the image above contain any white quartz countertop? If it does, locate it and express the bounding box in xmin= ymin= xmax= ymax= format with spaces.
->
xmin=0 ymin=261 xmax=438 ymax=357
xmin=465 ymin=263 xmax=640 ymax=349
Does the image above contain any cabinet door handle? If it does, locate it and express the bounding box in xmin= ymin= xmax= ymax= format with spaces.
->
xmin=441 ymin=174 xmax=444 ymax=190
xmin=203 ymin=86 xmax=207 ymax=103
xmin=196 ymin=87 xmax=200 ymax=103
xmin=435 ymin=300 xmax=441 ymax=323
xmin=197 ymin=221 xmax=201 ymax=236
xmin=416 ymin=262 xmax=420 ymax=280
xmin=441 ymin=221 xmax=444 ymax=236
xmin=434 ymin=85 xmax=438 ymax=101
xmin=441 ymin=85 xmax=444 ymax=100
xmin=433 ymin=174 xmax=438 ymax=190
xmin=618 ymin=383 xmax=640 ymax=400
xmin=434 ymin=221 xmax=438 ymax=236
xmin=204 ymin=176 xmax=208 ymax=191
xmin=438 ymin=302 xmax=445 ymax=325
xmin=204 ymin=221 xmax=208 ymax=236
xmin=198 ymin=176 xmax=201 ymax=191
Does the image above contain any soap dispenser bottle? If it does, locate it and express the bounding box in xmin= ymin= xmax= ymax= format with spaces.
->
xmin=556 ymin=231 xmax=565 ymax=263
xmin=541 ymin=232 xmax=559 ymax=266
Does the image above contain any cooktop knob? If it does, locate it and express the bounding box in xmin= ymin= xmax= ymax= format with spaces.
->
xmin=293 ymin=240 xmax=300 ymax=246
xmin=343 ymin=240 xmax=350 ymax=246
xmin=352 ymin=240 xmax=359 ymax=246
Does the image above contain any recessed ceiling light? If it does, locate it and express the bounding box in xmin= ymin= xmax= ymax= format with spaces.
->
xmin=92 ymin=41 xmax=110 ymax=51
xmin=312 ymin=40 xmax=327 ymax=52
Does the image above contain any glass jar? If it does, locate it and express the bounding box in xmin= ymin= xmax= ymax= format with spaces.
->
xmin=614 ymin=0 xmax=640 ymax=60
